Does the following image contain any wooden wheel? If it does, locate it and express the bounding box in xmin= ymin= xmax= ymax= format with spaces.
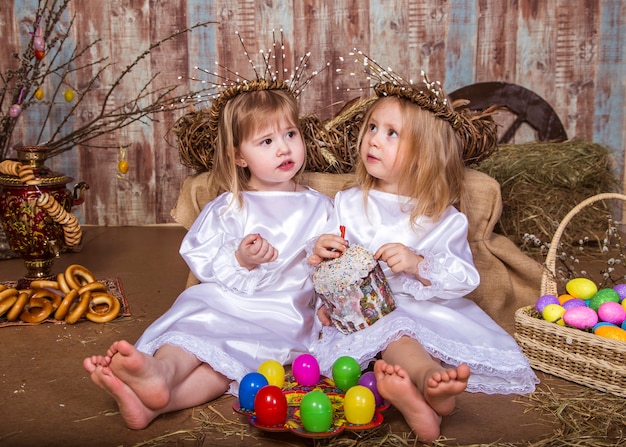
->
xmin=449 ymin=82 xmax=567 ymax=144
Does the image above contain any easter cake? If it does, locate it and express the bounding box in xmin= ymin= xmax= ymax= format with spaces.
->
xmin=313 ymin=244 xmax=396 ymax=334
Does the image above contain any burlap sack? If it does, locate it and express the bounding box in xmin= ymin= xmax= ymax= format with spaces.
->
xmin=171 ymin=169 xmax=542 ymax=333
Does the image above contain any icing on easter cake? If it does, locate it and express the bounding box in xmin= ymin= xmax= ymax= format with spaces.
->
xmin=313 ymin=244 xmax=396 ymax=334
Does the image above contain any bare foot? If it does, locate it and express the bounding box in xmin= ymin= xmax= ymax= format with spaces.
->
xmin=374 ymin=359 xmax=442 ymax=443
xmin=83 ymin=357 xmax=158 ymax=429
xmin=424 ymin=363 xmax=470 ymax=416
xmin=104 ymin=340 xmax=173 ymax=411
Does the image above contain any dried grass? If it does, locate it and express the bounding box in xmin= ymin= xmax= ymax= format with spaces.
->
xmin=475 ymin=140 xmax=618 ymax=248
xmin=131 ymin=384 xmax=624 ymax=447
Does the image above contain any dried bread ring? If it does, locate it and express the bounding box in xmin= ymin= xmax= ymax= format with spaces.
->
xmin=30 ymin=280 xmax=60 ymax=290
xmin=0 ymin=295 xmax=18 ymax=318
xmin=31 ymin=288 xmax=62 ymax=311
xmin=0 ymin=287 xmax=18 ymax=301
xmin=0 ymin=160 xmax=21 ymax=176
xmin=54 ymin=289 xmax=78 ymax=320
xmin=65 ymin=291 xmax=90 ymax=324
xmin=65 ymin=264 xmax=95 ymax=290
xmin=78 ymin=281 xmax=107 ymax=296
xmin=57 ymin=273 xmax=71 ymax=294
xmin=85 ymin=292 xmax=121 ymax=323
xmin=20 ymin=296 xmax=54 ymax=323
xmin=6 ymin=291 xmax=30 ymax=321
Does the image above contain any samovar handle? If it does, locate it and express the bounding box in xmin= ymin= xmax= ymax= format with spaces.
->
xmin=72 ymin=182 xmax=90 ymax=206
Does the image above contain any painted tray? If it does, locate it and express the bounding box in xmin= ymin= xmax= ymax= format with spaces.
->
xmin=233 ymin=375 xmax=389 ymax=439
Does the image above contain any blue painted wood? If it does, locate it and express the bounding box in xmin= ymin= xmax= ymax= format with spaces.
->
xmin=445 ymin=0 xmax=478 ymax=92
xmin=593 ymin=0 xmax=626 ymax=175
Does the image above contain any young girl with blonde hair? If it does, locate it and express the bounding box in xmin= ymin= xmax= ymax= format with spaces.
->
xmin=84 ymin=86 xmax=333 ymax=430
xmin=310 ymin=76 xmax=538 ymax=442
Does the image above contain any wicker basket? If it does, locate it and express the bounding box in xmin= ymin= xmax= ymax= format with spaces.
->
xmin=514 ymin=192 xmax=626 ymax=397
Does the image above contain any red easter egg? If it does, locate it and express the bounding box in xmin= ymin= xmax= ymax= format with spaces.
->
xmin=254 ymin=385 xmax=287 ymax=426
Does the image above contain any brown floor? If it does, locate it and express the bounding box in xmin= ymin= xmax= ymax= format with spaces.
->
xmin=0 ymin=226 xmax=605 ymax=446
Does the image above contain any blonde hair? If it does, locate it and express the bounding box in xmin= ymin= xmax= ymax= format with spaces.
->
xmin=211 ymin=89 xmax=302 ymax=202
xmin=356 ymin=95 xmax=465 ymax=224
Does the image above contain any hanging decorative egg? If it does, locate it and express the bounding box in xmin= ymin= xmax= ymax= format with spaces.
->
xmin=64 ymin=89 xmax=75 ymax=102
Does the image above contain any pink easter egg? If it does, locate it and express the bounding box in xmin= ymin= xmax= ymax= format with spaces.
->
xmin=598 ymin=301 xmax=626 ymax=325
xmin=563 ymin=306 xmax=598 ymax=330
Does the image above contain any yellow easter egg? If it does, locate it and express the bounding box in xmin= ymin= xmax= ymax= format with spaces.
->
xmin=566 ymin=278 xmax=597 ymax=299
xmin=34 ymin=88 xmax=44 ymax=100
xmin=258 ymin=360 xmax=285 ymax=388
xmin=64 ymin=89 xmax=75 ymax=102
xmin=542 ymin=304 xmax=565 ymax=326
xmin=594 ymin=325 xmax=626 ymax=341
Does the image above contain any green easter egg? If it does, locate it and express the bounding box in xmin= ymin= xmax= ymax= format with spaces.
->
xmin=590 ymin=288 xmax=620 ymax=311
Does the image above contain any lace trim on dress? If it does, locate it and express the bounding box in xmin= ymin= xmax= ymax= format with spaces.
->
xmin=312 ymin=315 xmax=538 ymax=395
xmin=212 ymin=239 xmax=266 ymax=294
xmin=402 ymin=250 xmax=447 ymax=300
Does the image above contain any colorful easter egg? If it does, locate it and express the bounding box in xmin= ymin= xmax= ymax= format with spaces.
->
xmin=563 ymin=306 xmax=598 ymax=330
xmin=343 ymin=385 xmax=376 ymax=425
xmin=254 ymin=385 xmax=288 ymax=426
xmin=542 ymin=303 xmax=565 ymax=325
xmin=597 ymin=301 xmax=626 ymax=325
xmin=594 ymin=325 xmax=626 ymax=341
xmin=357 ymin=371 xmax=383 ymax=407
xmin=562 ymin=298 xmax=586 ymax=310
xmin=332 ymin=356 xmax=361 ymax=391
xmin=292 ymin=354 xmax=321 ymax=386
xmin=258 ymin=360 xmax=285 ymax=388
xmin=613 ymin=283 xmax=626 ymax=301
xmin=239 ymin=372 xmax=269 ymax=411
xmin=590 ymin=288 xmax=620 ymax=311
xmin=299 ymin=390 xmax=333 ymax=433
xmin=566 ymin=278 xmax=598 ymax=299
xmin=535 ymin=294 xmax=559 ymax=313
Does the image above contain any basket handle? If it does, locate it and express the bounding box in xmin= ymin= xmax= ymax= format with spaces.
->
xmin=541 ymin=192 xmax=626 ymax=296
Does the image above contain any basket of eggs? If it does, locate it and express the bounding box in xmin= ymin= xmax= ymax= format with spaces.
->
xmin=514 ymin=193 xmax=626 ymax=398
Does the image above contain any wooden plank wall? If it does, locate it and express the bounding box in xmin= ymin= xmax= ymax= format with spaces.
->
xmin=1 ymin=0 xmax=624 ymax=225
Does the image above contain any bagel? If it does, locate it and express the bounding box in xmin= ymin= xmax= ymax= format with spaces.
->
xmin=6 ymin=291 xmax=30 ymax=321
xmin=0 ymin=287 xmax=18 ymax=301
xmin=54 ymin=289 xmax=78 ymax=320
xmin=31 ymin=288 xmax=63 ymax=311
xmin=57 ymin=273 xmax=71 ymax=294
xmin=85 ymin=292 xmax=121 ymax=323
xmin=29 ymin=280 xmax=60 ymax=290
xmin=78 ymin=281 xmax=107 ymax=296
xmin=65 ymin=291 xmax=90 ymax=324
xmin=64 ymin=264 xmax=95 ymax=290
xmin=0 ymin=295 xmax=18 ymax=318
xmin=20 ymin=296 xmax=54 ymax=323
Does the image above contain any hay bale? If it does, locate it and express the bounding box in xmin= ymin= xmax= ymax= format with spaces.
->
xmin=476 ymin=140 xmax=619 ymax=247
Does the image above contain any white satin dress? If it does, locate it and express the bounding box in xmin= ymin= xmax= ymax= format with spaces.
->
xmin=311 ymin=187 xmax=538 ymax=395
xmin=135 ymin=189 xmax=332 ymax=395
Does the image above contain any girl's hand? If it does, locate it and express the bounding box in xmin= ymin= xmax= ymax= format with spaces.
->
xmin=236 ymin=234 xmax=278 ymax=270
xmin=375 ymin=242 xmax=431 ymax=285
xmin=307 ymin=234 xmax=348 ymax=265
xmin=317 ymin=304 xmax=332 ymax=326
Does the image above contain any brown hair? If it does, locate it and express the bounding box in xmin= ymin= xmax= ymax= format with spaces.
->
xmin=355 ymin=95 xmax=465 ymax=224
xmin=211 ymin=89 xmax=302 ymax=202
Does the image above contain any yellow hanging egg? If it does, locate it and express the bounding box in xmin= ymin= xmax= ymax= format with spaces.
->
xmin=35 ymin=88 xmax=44 ymax=100
xmin=64 ymin=89 xmax=75 ymax=102
xmin=118 ymin=159 xmax=129 ymax=174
